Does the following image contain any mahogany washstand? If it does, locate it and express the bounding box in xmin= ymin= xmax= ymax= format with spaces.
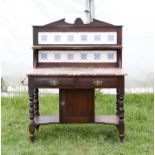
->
xmin=27 ymin=18 xmax=126 ymax=142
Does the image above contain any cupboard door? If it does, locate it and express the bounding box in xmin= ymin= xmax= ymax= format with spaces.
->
xmin=60 ymin=89 xmax=94 ymax=123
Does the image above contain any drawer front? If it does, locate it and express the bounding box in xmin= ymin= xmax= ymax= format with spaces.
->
xmin=34 ymin=77 xmax=74 ymax=88
xmin=33 ymin=77 xmax=118 ymax=88
xmin=76 ymin=77 xmax=118 ymax=88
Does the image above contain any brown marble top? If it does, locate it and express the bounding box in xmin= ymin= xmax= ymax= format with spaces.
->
xmin=27 ymin=67 xmax=127 ymax=77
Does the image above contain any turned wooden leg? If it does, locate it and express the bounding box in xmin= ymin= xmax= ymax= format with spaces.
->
xmin=116 ymin=77 xmax=125 ymax=143
xmin=116 ymin=123 xmax=125 ymax=143
xmin=116 ymin=89 xmax=119 ymax=116
xmin=29 ymin=91 xmax=35 ymax=142
xmin=116 ymin=92 xmax=125 ymax=143
xmin=34 ymin=88 xmax=40 ymax=130
xmin=34 ymin=88 xmax=40 ymax=116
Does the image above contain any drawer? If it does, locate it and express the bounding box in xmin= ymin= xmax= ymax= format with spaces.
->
xmin=34 ymin=77 xmax=74 ymax=88
xmin=33 ymin=77 xmax=118 ymax=88
xmin=76 ymin=77 xmax=118 ymax=88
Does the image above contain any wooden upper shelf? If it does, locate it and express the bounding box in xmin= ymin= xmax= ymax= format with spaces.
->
xmin=32 ymin=45 xmax=122 ymax=50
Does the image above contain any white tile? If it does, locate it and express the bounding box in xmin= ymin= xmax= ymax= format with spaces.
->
xmin=38 ymin=50 xmax=117 ymax=63
xmin=38 ymin=32 xmax=117 ymax=44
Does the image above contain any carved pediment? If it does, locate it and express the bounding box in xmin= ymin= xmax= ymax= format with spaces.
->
xmin=42 ymin=18 xmax=115 ymax=27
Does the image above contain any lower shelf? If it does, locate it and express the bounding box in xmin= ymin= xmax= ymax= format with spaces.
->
xmin=34 ymin=115 xmax=119 ymax=125
xmin=95 ymin=116 xmax=119 ymax=125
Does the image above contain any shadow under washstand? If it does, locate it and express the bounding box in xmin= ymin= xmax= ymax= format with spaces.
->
xmin=35 ymin=124 xmax=119 ymax=143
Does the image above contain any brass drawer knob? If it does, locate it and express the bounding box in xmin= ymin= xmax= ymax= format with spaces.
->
xmin=49 ymin=79 xmax=59 ymax=86
xmin=61 ymin=101 xmax=65 ymax=106
xmin=93 ymin=80 xmax=103 ymax=86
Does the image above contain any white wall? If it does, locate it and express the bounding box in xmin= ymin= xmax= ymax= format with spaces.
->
xmin=0 ymin=0 xmax=154 ymax=87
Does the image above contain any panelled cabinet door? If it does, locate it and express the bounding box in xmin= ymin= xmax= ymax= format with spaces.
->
xmin=60 ymin=89 xmax=94 ymax=123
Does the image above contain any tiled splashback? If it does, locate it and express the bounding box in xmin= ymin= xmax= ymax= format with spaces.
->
xmin=38 ymin=50 xmax=117 ymax=63
xmin=38 ymin=32 xmax=117 ymax=44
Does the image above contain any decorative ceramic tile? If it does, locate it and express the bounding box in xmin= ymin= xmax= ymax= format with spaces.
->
xmin=94 ymin=34 xmax=101 ymax=41
xmin=67 ymin=53 xmax=74 ymax=60
xmin=80 ymin=53 xmax=88 ymax=60
xmin=41 ymin=52 xmax=48 ymax=59
xmin=80 ymin=34 xmax=87 ymax=42
xmin=108 ymin=34 xmax=114 ymax=41
xmin=54 ymin=35 xmax=61 ymax=42
xmin=94 ymin=53 xmax=101 ymax=60
xmin=105 ymin=32 xmax=117 ymax=44
xmin=67 ymin=35 xmax=74 ymax=42
xmin=54 ymin=53 xmax=61 ymax=60
xmin=107 ymin=52 xmax=114 ymax=60
xmin=41 ymin=35 xmax=47 ymax=41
